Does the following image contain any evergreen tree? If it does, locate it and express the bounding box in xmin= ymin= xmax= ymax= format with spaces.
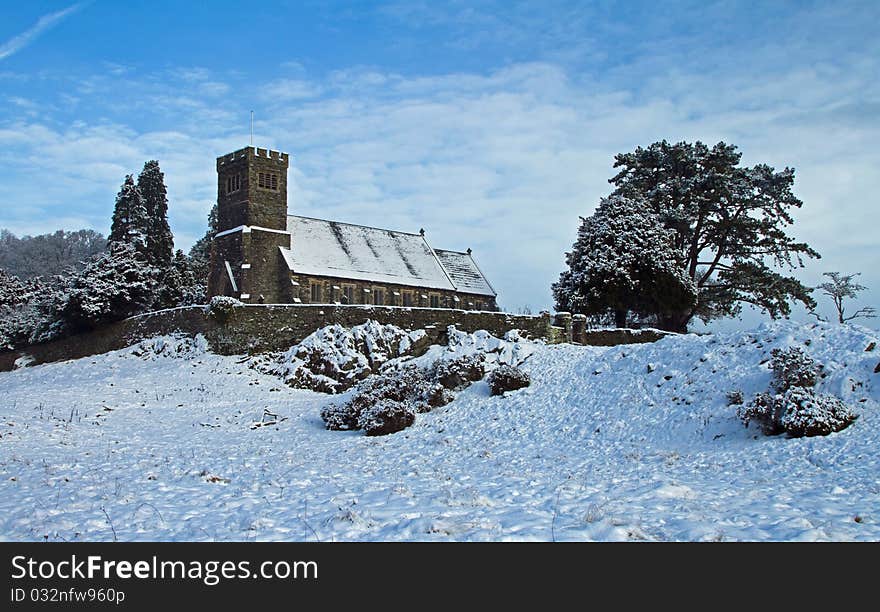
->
xmin=137 ymin=160 xmax=174 ymax=268
xmin=609 ymin=140 xmax=818 ymax=331
xmin=54 ymin=242 xmax=158 ymax=333
xmin=553 ymin=194 xmax=696 ymax=327
xmin=188 ymin=203 xmax=218 ymax=292
xmin=109 ymin=175 xmax=149 ymax=252
xmin=155 ymin=249 xmax=206 ymax=308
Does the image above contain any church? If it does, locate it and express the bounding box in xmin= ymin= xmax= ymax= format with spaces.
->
xmin=207 ymin=147 xmax=498 ymax=311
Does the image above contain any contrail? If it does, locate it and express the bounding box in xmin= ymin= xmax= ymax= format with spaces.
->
xmin=0 ymin=3 xmax=87 ymax=62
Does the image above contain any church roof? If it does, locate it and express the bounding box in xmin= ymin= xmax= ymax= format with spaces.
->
xmin=434 ymin=249 xmax=496 ymax=297
xmin=279 ymin=215 xmax=496 ymax=297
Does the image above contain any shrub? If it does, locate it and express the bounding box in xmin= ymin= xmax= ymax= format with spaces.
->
xmin=488 ymin=365 xmax=531 ymax=396
xmin=738 ymin=346 xmax=857 ymax=438
xmin=435 ymin=354 xmax=486 ymax=390
xmin=737 ymin=392 xmax=786 ymax=436
xmin=320 ymin=402 xmax=360 ymax=431
xmin=738 ymin=388 xmax=857 ymax=438
xmin=205 ymin=296 xmax=241 ymax=323
xmin=357 ymin=400 xmax=416 ymax=436
xmin=725 ymin=390 xmax=744 ymax=406
xmin=769 ymin=347 xmax=819 ymax=392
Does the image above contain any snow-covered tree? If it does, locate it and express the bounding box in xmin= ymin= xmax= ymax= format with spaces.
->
xmin=187 ymin=203 xmax=218 ymax=296
xmin=137 ymin=160 xmax=174 ymax=268
xmin=813 ymin=272 xmax=876 ymax=324
xmin=54 ymin=242 xmax=158 ymax=333
xmin=0 ymin=270 xmax=61 ymax=349
xmin=0 ymin=228 xmax=106 ymax=279
xmin=609 ymin=140 xmax=818 ymax=331
xmin=155 ymin=250 xmax=206 ymax=308
xmin=109 ymin=175 xmax=150 ymax=252
xmin=553 ymin=194 xmax=697 ymax=328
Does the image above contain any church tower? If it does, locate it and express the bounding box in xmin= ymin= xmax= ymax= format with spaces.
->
xmin=216 ymin=146 xmax=289 ymax=231
xmin=208 ymin=147 xmax=292 ymax=303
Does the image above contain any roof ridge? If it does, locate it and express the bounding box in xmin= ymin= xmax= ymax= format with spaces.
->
xmin=421 ymin=233 xmax=459 ymax=292
xmin=287 ymin=214 xmax=424 ymax=237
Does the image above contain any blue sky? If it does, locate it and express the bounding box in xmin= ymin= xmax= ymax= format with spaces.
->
xmin=0 ymin=1 xmax=877 ymax=325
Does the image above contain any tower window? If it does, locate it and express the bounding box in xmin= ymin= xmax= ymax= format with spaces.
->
xmin=258 ymin=172 xmax=279 ymax=191
xmin=225 ymin=174 xmax=241 ymax=194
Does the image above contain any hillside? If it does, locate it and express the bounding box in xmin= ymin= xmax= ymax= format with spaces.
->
xmin=0 ymin=320 xmax=878 ymax=541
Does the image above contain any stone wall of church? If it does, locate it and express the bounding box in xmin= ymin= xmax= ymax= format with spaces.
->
xmin=0 ymin=304 xmax=668 ymax=371
xmin=287 ymin=273 xmax=498 ymax=311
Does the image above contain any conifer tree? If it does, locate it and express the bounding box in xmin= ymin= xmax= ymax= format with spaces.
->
xmin=608 ymin=140 xmax=818 ymax=331
xmin=553 ymin=194 xmax=697 ymax=327
xmin=109 ymin=175 xmax=149 ymax=252
xmin=137 ymin=160 xmax=174 ymax=268
xmin=188 ymin=203 xmax=218 ymax=288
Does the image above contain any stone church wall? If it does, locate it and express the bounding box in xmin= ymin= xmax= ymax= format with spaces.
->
xmin=0 ymin=305 xmax=668 ymax=372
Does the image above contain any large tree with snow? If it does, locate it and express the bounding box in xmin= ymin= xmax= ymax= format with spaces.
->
xmin=188 ymin=203 xmax=218 ymax=294
xmin=608 ymin=140 xmax=818 ymax=331
xmin=109 ymin=174 xmax=150 ymax=252
xmin=553 ymin=194 xmax=697 ymax=328
xmin=137 ymin=160 xmax=174 ymax=268
xmin=54 ymin=242 xmax=158 ymax=333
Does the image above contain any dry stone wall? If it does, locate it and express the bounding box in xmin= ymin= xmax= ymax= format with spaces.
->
xmin=0 ymin=305 xmax=668 ymax=371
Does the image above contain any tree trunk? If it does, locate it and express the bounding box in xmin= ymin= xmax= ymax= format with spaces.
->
xmin=614 ymin=309 xmax=627 ymax=328
xmin=658 ymin=310 xmax=690 ymax=333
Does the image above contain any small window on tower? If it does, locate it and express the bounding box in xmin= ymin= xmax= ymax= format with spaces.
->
xmin=258 ymin=172 xmax=278 ymax=191
xmin=225 ymin=174 xmax=240 ymax=195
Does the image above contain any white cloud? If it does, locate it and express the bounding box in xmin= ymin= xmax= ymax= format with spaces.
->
xmin=0 ymin=3 xmax=86 ymax=62
xmin=0 ymin=48 xmax=877 ymax=324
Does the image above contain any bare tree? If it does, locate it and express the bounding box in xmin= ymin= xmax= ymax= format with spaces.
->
xmin=813 ymin=272 xmax=876 ymax=323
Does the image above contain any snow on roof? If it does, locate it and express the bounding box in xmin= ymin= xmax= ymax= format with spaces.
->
xmin=280 ymin=215 xmax=495 ymax=296
xmin=434 ymin=249 xmax=496 ymax=297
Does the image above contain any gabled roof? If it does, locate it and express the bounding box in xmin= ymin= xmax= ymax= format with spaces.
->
xmin=279 ymin=215 xmax=496 ymax=297
xmin=434 ymin=249 xmax=496 ymax=297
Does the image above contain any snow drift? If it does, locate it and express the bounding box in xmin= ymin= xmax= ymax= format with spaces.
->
xmin=0 ymin=320 xmax=877 ymax=541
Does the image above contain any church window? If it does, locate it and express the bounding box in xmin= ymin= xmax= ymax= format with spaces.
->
xmin=225 ymin=174 xmax=240 ymax=194
xmin=258 ymin=172 xmax=279 ymax=191
xmin=342 ymin=285 xmax=355 ymax=304
xmin=310 ymin=283 xmax=322 ymax=303
xmin=429 ymin=294 xmax=440 ymax=308
xmin=373 ymin=288 xmax=385 ymax=305
xmin=402 ymin=292 xmax=413 ymax=307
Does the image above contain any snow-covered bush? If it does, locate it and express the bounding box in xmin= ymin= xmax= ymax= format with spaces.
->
xmin=357 ymin=400 xmax=416 ymax=436
xmin=769 ymin=346 xmax=820 ymax=392
xmin=487 ymin=365 xmax=531 ymax=396
xmin=131 ymin=334 xmax=208 ymax=360
xmin=321 ymin=364 xmax=449 ymax=432
xmin=205 ymin=296 xmax=241 ymax=323
xmin=778 ymin=388 xmax=856 ymax=438
xmin=435 ymin=354 xmax=486 ymax=390
xmin=738 ymin=346 xmax=856 ymax=438
xmin=255 ymin=321 xmax=427 ymax=393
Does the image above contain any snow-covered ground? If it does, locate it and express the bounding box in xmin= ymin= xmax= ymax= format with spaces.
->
xmin=0 ymin=321 xmax=878 ymax=541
